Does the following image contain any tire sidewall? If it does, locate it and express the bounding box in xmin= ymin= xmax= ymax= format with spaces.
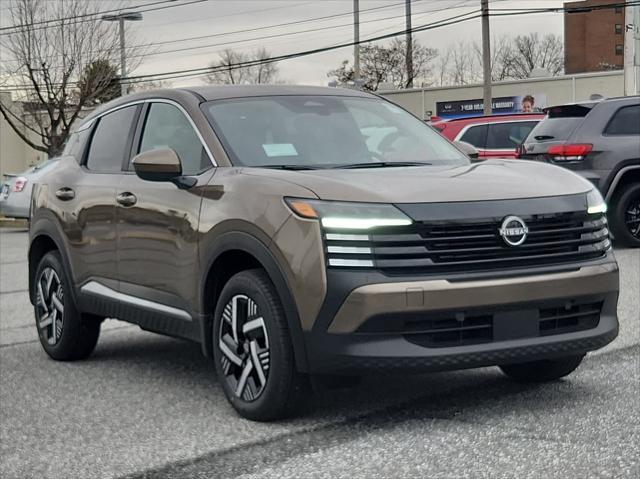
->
xmin=212 ymin=271 xmax=292 ymax=419
xmin=612 ymin=183 xmax=640 ymax=247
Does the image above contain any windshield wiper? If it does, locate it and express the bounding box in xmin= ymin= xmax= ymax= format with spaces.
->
xmin=333 ymin=161 xmax=432 ymax=169
xmin=259 ymin=164 xmax=320 ymax=170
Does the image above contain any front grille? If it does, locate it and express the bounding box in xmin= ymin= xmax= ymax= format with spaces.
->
xmin=356 ymin=297 xmax=604 ymax=348
xmin=325 ymin=212 xmax=609 ymax=274
xmin=539 ymin=301 xmax=602 ymax=336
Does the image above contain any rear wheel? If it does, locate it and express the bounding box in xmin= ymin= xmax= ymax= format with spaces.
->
xmin=34 ymin=251 xmax=101 ymax=360
xmin=610 ymin=183 xmax=640 ymax=247
xmin=213 ymin=269 xmax=308 ymax=421
xmin=499 ymin=354 xmax=585 ymax=382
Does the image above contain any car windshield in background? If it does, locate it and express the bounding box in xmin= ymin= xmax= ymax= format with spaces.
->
xmin=203 ymin=96 xmax=469 ymax=168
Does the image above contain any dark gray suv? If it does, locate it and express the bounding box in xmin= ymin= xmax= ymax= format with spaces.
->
xmin=520 ymin=96 xmax=640 ymax=247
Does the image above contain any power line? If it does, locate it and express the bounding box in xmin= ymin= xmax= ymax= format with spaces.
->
xmin=0 ymin=0 xmax=207 ymax=35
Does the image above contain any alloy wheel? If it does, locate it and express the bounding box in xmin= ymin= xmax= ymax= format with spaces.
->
xmin=625 ymin=197 xmax=640 ymax=239
xmin=36 ymin=267 xmax=64 ymax=345
xmin=218 ymin=295 xmax=270 ymax=401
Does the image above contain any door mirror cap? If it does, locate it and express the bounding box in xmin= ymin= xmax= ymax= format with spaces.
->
xmin=455 ymin=141 xmax=480 ymax=160
xmin=132 ymin=148 xmax=182 ymax=182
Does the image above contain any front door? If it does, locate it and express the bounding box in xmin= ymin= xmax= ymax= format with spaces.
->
xmin=115 ymin=101 xmax=215 ymax=322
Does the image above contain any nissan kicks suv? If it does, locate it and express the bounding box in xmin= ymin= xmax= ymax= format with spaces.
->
xmin=29 ymin=86 xmax=619 ymax=421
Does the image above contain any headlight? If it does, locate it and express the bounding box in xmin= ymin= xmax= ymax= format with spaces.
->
xmin=586 ymin=188 xmax=607 ymax=214
xmin=285 ymin=198 xmax=412 ymax=230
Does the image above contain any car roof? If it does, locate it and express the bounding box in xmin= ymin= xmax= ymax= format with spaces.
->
xmin=433 ymin=113 xmax=544 ymax=125
xmin=184 ymin=84 xmax=374 ymax=101
xmin=81 ymin=85 xmax=376 ymax=126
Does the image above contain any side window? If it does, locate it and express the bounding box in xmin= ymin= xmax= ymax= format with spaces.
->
xmin=86 ymin=106 xmax=138 ymax=173
xmin=138 ymin=103 xmax=210 ymax=175
xmin=604 ymin=105 xmax=640 ymax=136
xmin=486 ymin=121 xmax=538 ymax=149
xmin=459 ymin=124 xmax=488 ymax=149
xmin=62 ymin=129 xmax=90 ymax=163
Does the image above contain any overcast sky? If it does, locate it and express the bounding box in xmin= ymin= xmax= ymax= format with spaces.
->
xmin=0 ymin=0 xmax=567 ymax=87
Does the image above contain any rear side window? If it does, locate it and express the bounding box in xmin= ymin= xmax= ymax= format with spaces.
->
xmin=459 ymin=124 xmax=488 ymax=148
xmin=138 ymin=103 xmax=210 ymax=176
xmin=86 ymin=106 xmax=138 ymax=173
xmin=486 ymin=121 xmax=539 ymax=149
xmin=62 ymin=129 xmax=90 ymax=162
xmin=604 ymin=104 xmax=640 ymax=135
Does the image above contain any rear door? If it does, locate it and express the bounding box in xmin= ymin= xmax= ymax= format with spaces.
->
xmin=60 ymin=104 xmax=141 ymax=288
xmin=115 ymin=100 xmax=215 ymax=320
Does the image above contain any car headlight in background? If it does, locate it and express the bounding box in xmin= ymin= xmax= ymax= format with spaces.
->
xmin=587 ymin=188 xmax=607 ymax=215
xmin=285 ymin=198 xmax=412 ymax=230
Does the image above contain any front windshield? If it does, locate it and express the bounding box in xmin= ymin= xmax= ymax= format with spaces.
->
xmin=202 ymin=95 xmax=469 ymax=168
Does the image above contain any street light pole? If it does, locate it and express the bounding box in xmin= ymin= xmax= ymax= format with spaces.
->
xmin=353 ymin=0 xmax=360 ymax=81
xmin=118 ymin=17 xmax=126 ymax=96
xmin=406 ymin=0 xmax=413 ymax=88
xmin=101 ymin=12 xmax=143 ymax=96
xmin=481 ymin=0 xmax=492 ymax=116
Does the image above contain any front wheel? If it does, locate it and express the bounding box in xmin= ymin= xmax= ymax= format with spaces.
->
xmin=212 ymin=269 xmax=308 ymax=421
xmin=499 ymin=354 xmax=585 ymax=382
xmin=610 ymin=183 xmax=640 ymax=247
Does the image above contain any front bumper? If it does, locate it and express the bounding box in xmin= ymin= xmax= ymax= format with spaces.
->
xmin=303 ymin=261 xmax=619 ymax=374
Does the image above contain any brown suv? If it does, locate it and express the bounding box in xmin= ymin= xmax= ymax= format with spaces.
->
xmin=29 ymin=86 xmax=619 ymax=421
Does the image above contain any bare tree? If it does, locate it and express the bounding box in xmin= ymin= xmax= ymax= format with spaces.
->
xmin=327 ymin=38 xmax=437 ymax=91
xmin=205 ymin=48 xmax=279 ymax=85
xmin=472 ymin=35 xmax=513 ymax=82
xmin=0 ymin=0 xmax=141 ymax=157
xmin=502 ymin=33 xmax=564 ymax=79
xmin=448 ymin=41 xmax=480 ymax=86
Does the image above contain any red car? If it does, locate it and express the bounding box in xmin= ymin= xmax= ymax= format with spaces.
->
xmin=431 ymin=113 xmax=544 ymax=159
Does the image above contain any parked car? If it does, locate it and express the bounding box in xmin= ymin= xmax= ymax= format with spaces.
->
xmin=0 ymin=159 xmax=59 ymax=219
xmin=29 ymin=86 xmax=618 ymax=421
xmin=431 ymin=113 xmax=544 ymax=159
xmin=519 ymin=96 xmax=640 ymax=247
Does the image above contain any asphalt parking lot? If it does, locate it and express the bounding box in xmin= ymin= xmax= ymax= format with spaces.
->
xmin=0 ymin=227 xmax=638 ymax=479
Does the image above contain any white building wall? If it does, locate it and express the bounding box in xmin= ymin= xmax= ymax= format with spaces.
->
xmin=379 ymin=71 xmax=625 ymax=119
xmin=1 ymin=92 xmax=47 ymax=178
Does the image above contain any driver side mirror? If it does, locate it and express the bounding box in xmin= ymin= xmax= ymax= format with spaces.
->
xmin=132 ymin=148 xmax=182 ymax=182
xmin=455 ymin=141 xmax=480 ymax=160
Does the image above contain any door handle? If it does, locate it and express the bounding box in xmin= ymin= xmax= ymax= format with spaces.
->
xmin=55 ymin=187 xmax=75 ymax=201
xmin=116 ymin=192 xmax=137 ymax=207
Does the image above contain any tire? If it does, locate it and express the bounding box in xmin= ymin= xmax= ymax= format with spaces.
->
xmin=33 ymin=251 xmax=101 ymax=361
xmin=212 ymin=269 xmax=309 ymax=421
xmin=610 ymin=182 xmax=640 ymax=248
xmin=499 ymin=354 xmax=585 ymax=382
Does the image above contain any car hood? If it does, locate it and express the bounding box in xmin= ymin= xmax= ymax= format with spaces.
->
xmin=243 ymin=160 xmax=593 ymax=203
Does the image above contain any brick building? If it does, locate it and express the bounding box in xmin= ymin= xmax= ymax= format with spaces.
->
xmin=564 ymin=0 xmax=626 ymax=74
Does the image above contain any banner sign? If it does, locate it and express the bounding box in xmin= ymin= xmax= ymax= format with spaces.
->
xmin=436 ymin=94 xmax=547 ymax=119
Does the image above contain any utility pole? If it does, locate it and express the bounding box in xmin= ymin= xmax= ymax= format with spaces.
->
xmin=101 ymin=12 xmax=143 ymax=96
xmin=625 ymin=3 xmax=640 ymax=95
xmin=481 ymin=0 xmax=492 ymax=115
xmin=406 ymin=0 xmax=413 ymax=88
xmin=353 ymin=0 xmax=360 ymax=81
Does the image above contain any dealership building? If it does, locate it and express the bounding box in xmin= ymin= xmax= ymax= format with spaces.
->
xmin=378 ymin=70 xmax=624 ymax=121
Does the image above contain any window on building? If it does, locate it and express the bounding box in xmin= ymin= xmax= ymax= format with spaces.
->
xmin=615 ymin=24 xmax=623 ymax=34
xmin=616 ymin=44 xmax=624 ymax=56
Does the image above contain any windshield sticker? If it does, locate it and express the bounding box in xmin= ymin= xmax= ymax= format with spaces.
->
xmin=262 ymin=143 xmax=298 ymax=157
